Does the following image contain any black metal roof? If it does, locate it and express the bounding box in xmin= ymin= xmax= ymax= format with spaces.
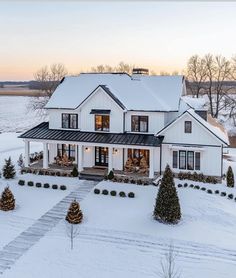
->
xmin=19 ymin=122 xmax=161 ymax=147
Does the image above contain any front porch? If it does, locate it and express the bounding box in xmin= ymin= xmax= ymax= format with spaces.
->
xmin=19 ymin=122 xmax=162 ymax=179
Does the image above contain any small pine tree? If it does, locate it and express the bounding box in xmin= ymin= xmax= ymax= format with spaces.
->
xmin=107 ymin=170 xmax=114 ymax=180
xmin=3 ymin=157 xmax=16 ymax=179
xmin=226 ymin=166 xmax=234 ymax=188
xmin=0 ymin=187 xmax=15 ymax=211
xmin=153 ymin=164 xmax=181 ymax=224
xmin=17 ymin=154 xmax=24 ymax=168
xmin=65 ymin=200 xmax=83 ymax=249
xmin=71 ymin=166 xmax=79 ymax=177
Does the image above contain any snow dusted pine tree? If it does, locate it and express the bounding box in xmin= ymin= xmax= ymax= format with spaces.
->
xmin=17 ymin=154 xmax=24 ymax=168
xmin=226 ymin=166 xmax=234 ymax=188
xmin=0 ymin=187 xmax=15 ymax=211
xmin=65 ymin=200 xmax=83 ymax=249
xmin=3 ymin=157 xmax=16 ymax=179
xmin=153 ymin=165 xmax=181 ymax=224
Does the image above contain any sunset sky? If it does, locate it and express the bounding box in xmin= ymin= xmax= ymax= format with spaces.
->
xmin=1 ymin=1 xmax=236 ymax=81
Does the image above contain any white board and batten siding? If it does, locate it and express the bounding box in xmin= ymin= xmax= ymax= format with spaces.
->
xmin=159 ymin=113 xmax=224 ymax=177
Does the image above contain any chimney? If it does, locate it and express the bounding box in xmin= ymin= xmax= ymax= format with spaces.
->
xmin=132 ymin=68 xmax=149 ymax=76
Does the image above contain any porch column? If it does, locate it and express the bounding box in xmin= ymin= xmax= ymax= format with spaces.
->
xmin=149 ymin=147 xmax=154 ymax=179
xmin=24 ymin=140 xmax=30 ymax=167
xmin=43 ymin=142 xmax=49 ymax=169
xmin=78 ymin=145 xmax=83 ymax=172
xmin=108 ymin=146 xmax=113 ymax=172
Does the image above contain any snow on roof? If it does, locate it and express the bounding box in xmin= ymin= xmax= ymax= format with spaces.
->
xmin=181 ymin=96 xmax=206 ymax=110
xmin=45 ymin=73 xmax=184 ymax=111
xmin=187 ymin=109 xmax=229 ymax=145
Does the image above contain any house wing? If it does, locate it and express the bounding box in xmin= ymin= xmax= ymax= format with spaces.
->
xmin=156 ymin=109 xmax=229 ymax=146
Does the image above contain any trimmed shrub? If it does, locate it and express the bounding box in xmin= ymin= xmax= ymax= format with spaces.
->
xmin=124 ymin=178 xmax=129 ymax=183
xmin=228 ymin=193 xmax=234 ymax=199
xmin=128 ymin=192 xmax=135 ymax=198
xmin=130 ymin=179 xmax=136 ymax=184
xmin=117 ymin=178 xmax=123 ymax=183
xmin=27 ymin=181 xmax=34 ymax=187
xmin=102 ymin=189 xmax=109 ymax=195
xmin=52 ymin=184 xmax=58 ymax=190
xmin=113 ymin=176 xmax=118 ymax=182
xmin=189 ymin=184 xmax=194 ymax=188
xmin=143 ymin=180 xmax=149 ymax=186
xmin=215 ymin=190 xmax=219 ymax=194
xmin=107 ymin=170 xmax=114 ymax=180
xmin=103 ymin=175 xmax=108 ymax=181
xmin=60 ymin=185 xmax=67 ymax=190
xmin=119 ymin=191 xmax=126 ymax=197
xmin=110 ymin=190 xmax=117 ymax=196
xmin=207 ymin=189 xmax=212 ymax=194
xmin=201 ymin=187 xmax=206 ymax=191
xmin=226 ymin=166 xmax=234 ymax=188
xmin=94 ymin=188 xmax=100 ymax=194
xmin=43 ymin=183 xmax=50 ymax=188
xmin=38 ymin=170 xmax=44 ymax=175
xmin=137 ymin=179 xmax=143 ymax=185
xmin=177 ymin=184 xmax=182 ymax=188
xmin=194 ymin=185 xmax=200 ymax=189
xmin=18 ymin=180 xmax=25 ymax=186
xmin=184 ymin=183 xmax=188 ymax=188
xmin=234 ymin=197 xmax=236 ymax=202
xmin=71 ymin=166 xmax=79 ymax=177
xmin=220 ymin=192 xmax=226 ymax=197
xmin=50 ymin=172 xmax=56 ymax=176
xmin=35 ymin=182 xmax=42 ymax=188
xmin=56 ymin=171 xmax=61 ymax=177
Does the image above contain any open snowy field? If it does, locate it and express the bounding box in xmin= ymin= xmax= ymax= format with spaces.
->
xmin=0 ymin=96 xmax=45 ymax=133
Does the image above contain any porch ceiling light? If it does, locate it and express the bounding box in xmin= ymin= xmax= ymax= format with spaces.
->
xmin=85 ymin=147 xmax=89 ymax=151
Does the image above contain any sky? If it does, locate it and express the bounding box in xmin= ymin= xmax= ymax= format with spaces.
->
xmin=1 ymin=1 xmax=236 ymax=81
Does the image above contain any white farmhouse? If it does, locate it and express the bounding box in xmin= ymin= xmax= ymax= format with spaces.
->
xmin=19 ymin=70 xmax=229 ymax=180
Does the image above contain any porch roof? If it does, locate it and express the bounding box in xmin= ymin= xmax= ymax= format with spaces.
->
xmin=19 ymin=122 xmax=161 ymax=147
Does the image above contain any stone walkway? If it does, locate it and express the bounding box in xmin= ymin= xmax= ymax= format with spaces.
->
xmin=0 ymin=180 xmax=96 ymax=275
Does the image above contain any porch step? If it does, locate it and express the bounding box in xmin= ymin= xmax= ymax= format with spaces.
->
xmin=79 ymin=173 xmax=104 ymax=181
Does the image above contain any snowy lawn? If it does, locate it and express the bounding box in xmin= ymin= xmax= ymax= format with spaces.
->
xmin=2 ymin=181 xmax=236 ymax=278
xmin=0 ymin=175 xmax=82 ymax=249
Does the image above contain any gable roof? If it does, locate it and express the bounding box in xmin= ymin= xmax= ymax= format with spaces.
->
xmin=45 ymin=73 xmax=184 ymax=111
xmin=156 ymin=108 xmax=229 ymax=146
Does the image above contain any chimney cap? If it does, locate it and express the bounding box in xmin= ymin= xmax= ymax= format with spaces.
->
xmin=132 ymin=68 xmax=149 ymax=75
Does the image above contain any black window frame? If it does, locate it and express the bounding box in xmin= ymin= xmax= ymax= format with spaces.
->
xmin=184 ymin=121 xmax=192 ymax=133
xmin=95 ymin=114 xmax=110 ymax=132
xmin=195 ymin=152 xmax=201 ymax=170
xmin=179 ymin=150 xmax=186 ymax=170
xmin=187 ymin=151 xmax=194 ymax=170
xmin=173 ymin=151 xmax=178 ymax=168
xmin=131 ymin=115 xmax=149 ymax=132
xmin=61 ymin=113 xmax=78 ymax=129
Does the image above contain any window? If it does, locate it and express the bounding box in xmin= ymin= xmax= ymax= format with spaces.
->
xmin=131 ymin=115 xmax=148 ymax=132
xmin=184 ymin=121 xmax=192 ymax=133
xmin=57 ymin=144 xmax=76 ymax=161
xmin=195 ymin=152 xmax=201 ymax=170
xmin=187 ymin=151 xmax=194 ymax=170
xmin=128 ymin=149 xmax=149 ymax=166
xmin=62 ymin=113 xmax=78 ymax=129
xmin=95 ymin=115 xmax=110 ymax=131
xmin=173 ymin=151 xmax=178 ymax=168
xmin=179 ymin=150 xmax=186 ymax=169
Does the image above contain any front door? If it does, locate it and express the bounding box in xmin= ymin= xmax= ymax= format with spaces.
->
xmin=95 ymin=147 xmax=108 ymax=167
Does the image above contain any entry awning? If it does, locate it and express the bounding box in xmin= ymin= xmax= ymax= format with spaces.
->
xmin=90 ymin=109 xmax=111 ymax=114
xmin=19 ymin=122 xmax=161 ymax=147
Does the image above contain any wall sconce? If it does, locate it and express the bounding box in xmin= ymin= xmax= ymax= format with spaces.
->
xmin=85 ymin=147 xmax=89 ymax=152
xmin=113 ymin=149 xmax=118 ymax=154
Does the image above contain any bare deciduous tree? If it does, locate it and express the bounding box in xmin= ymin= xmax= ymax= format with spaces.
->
xmin=30 ymin=63 xmax=67 ymax=111
xmin=157 ymin=244 xmax=181 ymax=278
xmin=91 ymin=61 xmax=134 ymax=74
xmin=187 ymin=54 xmax=234 ymax=118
